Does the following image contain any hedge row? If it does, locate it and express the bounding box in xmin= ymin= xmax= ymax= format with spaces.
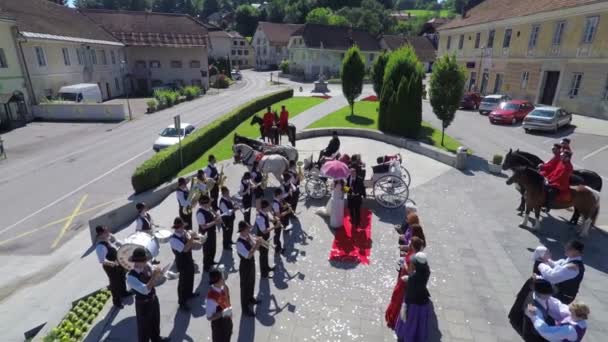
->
xmin=131 ymin=89 xmax=294 ymax=193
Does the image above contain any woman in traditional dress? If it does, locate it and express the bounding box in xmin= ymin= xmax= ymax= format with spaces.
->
xmin=385 ymin=237 xmax=425 ymax=329
xmin=395 ymin=252 xmax=432 ymax=342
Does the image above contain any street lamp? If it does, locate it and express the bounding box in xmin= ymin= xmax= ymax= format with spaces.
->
xmin=120 ymin=60 xmax=133 ymax=121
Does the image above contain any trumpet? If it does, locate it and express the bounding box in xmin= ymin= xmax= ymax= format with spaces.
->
xmin=255 ymin=236 xmax=272 ymax=249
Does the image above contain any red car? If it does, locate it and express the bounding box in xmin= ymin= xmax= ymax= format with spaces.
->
xmin=460 ymin=92 xmax=482 ymax=110
xmin=489 ymin=100 xmax=534 ymax=125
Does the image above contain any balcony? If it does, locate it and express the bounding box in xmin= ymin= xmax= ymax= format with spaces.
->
xmin=549 ymin=45 xmax=561 ymax=57
xmin=576 ymin=45 xmax=591 ymax=57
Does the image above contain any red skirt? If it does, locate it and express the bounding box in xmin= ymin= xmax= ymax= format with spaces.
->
xmin=385 ymin=267 xmax=408 ymax=329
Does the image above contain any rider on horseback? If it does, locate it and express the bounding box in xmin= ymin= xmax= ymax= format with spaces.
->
xmin=539 ymin=144 xmax=562 ymax=177
xmin=263 ymin=106 xmax=275 ymax=141
xmin=560 ymin=138 xmax=572 ymax=154
xmin=279 ymin=106 xmax=289 ymax=134
xmin=544 ymin=150 xmax=574 ymax=212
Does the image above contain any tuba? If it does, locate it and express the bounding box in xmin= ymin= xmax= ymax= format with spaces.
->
xmin=183 ymin=178 xmax=201 ymax=215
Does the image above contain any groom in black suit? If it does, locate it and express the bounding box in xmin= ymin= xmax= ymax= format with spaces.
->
xmin=346 ymin=168 xmax=365 ymax=227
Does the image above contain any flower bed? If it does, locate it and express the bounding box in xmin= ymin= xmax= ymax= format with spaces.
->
xmin=361 ymin=95 xmax=378 ymax=102
xmin=42 ymin=288 xmax=111 ymax=342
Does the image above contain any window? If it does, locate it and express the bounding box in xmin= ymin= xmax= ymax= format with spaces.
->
xmin=190 ymin=60 xmax=201 ymax=68
xmin=149 ymin=60 xmax=161 ymax=68
xmin=232 ymin=50 xmax=236 ymax=55
xmin=458 ymin=34 xmax=464 ymax=50
xmin=244 ymin=50 xmax=249 ymax=55
xmin=602 ymin=76 xmax=608 ymax=100
xmin=568 ymin=73 xmax=583 ymax=97
xmin=170 ymin=60 xmax=182 ymax=68
xmin=192 ymin=79 xmax=203 ymax=87
xmin=474 ymin=32 xmax=481 ymax=48
xmin=76 ymin=48 xmax=84 ymax=65
xmin=503 ymin=28 xmax=512 ymax=48
xmin=114 ymin=77 xmax=120 ymax=92
xmin=553 ymin=21 xmax=566 ymax=46
xmin=468 ymin=71 xmax=477 ymax=91
xmin=529 ymin=25 xmax=540 ymax=49
xmin=521 ymin=71 xmax=529 ymax=89
xmin=90 ymin=50 xmax=97 ymax=64
xmin=234 ymin=41 xmax=238 ymax=46
xmin=446 ymin=36 xmax=452 ymax=49
xmin=238 ymin=50 xmax=242 ymax=55
xmin=135 ymin=60 xmax=146 ymax=68
xmin=240 ymin=41 xmax=244 ymax=46
xmin=0 ymin=48 xmax=8 ymax=68
xmin=487 ymin=30 xmax=495 ymax=48
xmin=493 ymin=73 xmax=503 ymax=93
xmin=110 ymin=50 xmax=116 ymax=64
xmin=369 ymin=53 xmax=375 ymax=62
xmin=35 ymin=46 xmax=47 ymax=66
xmin=61 ymin=48 xmax=71 ymax=66
xmin=100 ymin=50 xmax=107 ymax=64
xmin=582 ymin=16 xmax=599 ymax=43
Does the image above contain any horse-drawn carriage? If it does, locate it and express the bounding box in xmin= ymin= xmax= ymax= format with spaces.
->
xmin=302 ymin=153 xmax=411 ymax=209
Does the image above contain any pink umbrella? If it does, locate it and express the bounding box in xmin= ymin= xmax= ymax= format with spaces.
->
xmin=320 ymin=160 xmax=350 ymax=179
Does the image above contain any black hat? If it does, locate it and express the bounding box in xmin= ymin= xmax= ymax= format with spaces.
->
xmin=136 ymin=202 xmax=146 ymax=211
xmin=199 ymin=195 xmax=211 ymax=204
xmin=243 ymin=172 xmax=251 ymax=179
xmin=95 ymin=225 xmax=107 ymax=236
xmin=173 ymin=217 xmax=185 ymax=228
xmin=567 ymin=240 xmax=584 ymax=253
xmin=238 ymin=221 xmax=250 ymax=232
xmin=178 ymin=177 xmax=187 ymax=185
xmin=534 ymin=279 xmax=554 ymax=295
xmin=129 ymin=247 xmax=150 ymax=262
xmin=561 ymin=138 xmax=571 ymax=144
xmin=562 ymin=150 xmax=572 ymax=157
xmin=552 ymin=144 xmax=561 ymax=149
xmin=209 ymin=268 xmax=223 ymax=284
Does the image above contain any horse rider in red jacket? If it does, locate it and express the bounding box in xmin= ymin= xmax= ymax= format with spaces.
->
xmin=262 ymin=106 xmax=275 ymax=138
xmin=544 ymin=150 xmax=574 ymax=211
xmin=560 ymin=138 xmax=572 ymax=154
xmin=279 ymin=105 xmax=289 ymax=134
xmin=539 ymin=144 xmax=562 ymax=177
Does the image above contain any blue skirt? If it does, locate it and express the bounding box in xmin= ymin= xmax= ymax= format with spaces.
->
xmin=395 ymin=302 xmax=431 ymax=342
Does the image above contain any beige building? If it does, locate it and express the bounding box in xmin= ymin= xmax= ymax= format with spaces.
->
xmin=82 ymin=10 xmax=209 ymax=95
xmin=437 ymin=0 xmax=608 ymax=118
xmin=379 ymin=35 xmax=437 ymax=72
xmin=209 ymin=30 xmax=254 ymax=68
xmin=253 ymin=22 xmax=303 ymax=70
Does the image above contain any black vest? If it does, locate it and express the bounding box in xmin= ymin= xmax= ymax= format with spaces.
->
xmin=177 ymin=188 xmax=189 ymax=207
xmin=138 ymin=213 xmax=152 ymax=231
xmin=220 ymin=197 xmax=235 ymax=219
xmin=289 ymin=170 xmax=300 ymax=186
xmin=207 ymin=165 xmax=218 ymax=179
xmin=241 ymin=179 xmax=251 ymax=194
xmin=129 ymin=268 xmax=156 ymax=300
xmin=237 ymin=237 xmax=254 ymax=261
xmin=255 ymin=213 xmax=270 ymax=238
xmin=97 ymin=240 xmax=117 ymax=262
xmin=171 ymin=233 xmax=193 ymax=268
xmin=273 ymin=199 xmax=282 ymax=213
xmin=532 ymin=260 xmax=542 ymax=276
xmin=283 ymin=183 xmax=292 ymax=195
xmin=555 ymin=259 xmax=585 ymax=301
xmin=198 ymin=208 xmax=215 ymax=232
xmin=252 ymin=170 xmax=263 ymax=183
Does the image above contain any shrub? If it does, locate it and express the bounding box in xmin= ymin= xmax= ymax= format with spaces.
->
xmin=183 ymin=86 xmax=201 ymax=100
xmin=492 ymin=154 xmax=503 ymax=165
xmin=279 ymin=60 xmax=290 ymax=74
xmin=371 ymin=51 xmax=389 ymax=98
xmin=214 ymin=75 xmax=230 ymax=89
xmin=146 ymin=99 xmax=157 ymax=112
xmin=131 ymin=89 xmax=294 ymax=192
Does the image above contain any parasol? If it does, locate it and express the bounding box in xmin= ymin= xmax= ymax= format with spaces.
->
xmin=320 ymin=160 xmax=350 ymax=179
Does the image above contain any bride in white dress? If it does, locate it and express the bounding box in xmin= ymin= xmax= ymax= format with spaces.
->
xmin=316 ymin=179 xmax=345 ymax=228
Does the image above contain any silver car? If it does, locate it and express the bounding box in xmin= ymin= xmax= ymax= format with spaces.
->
xmin=479 ymin=94 xmax=511 ymax=115
xmin=522 ymin=106 xmax=572 ymax=133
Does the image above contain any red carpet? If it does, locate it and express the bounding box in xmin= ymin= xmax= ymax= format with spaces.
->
xmin=329 ymin=208 xmax=373 ymax=264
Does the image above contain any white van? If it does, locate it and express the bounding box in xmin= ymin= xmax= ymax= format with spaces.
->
xmin=57 ymin=84 xmax=103 ymax=103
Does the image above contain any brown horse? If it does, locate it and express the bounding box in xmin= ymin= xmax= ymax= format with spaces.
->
xmin=506 ymin=166 xmax=600 ymax=236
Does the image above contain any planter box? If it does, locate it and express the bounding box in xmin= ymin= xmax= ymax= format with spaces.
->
xmin=488 ymin=163 xmax=502 ymax=174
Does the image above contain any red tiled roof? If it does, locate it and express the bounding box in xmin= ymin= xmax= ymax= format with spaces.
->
xmin=440 ymin=0 xmax=602 ymax=30
xmin=80 ymin=9 xmax=208 ymax=47
xmin=381 ymin=35 xmax=436 ymax=62
xmin=256 ymin=22 xmax=303 ymax=45
xmin=293 ymin=24 xmax=381 ymax=51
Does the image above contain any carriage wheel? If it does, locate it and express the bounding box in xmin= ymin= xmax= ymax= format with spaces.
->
xmin=400 ymin=166 xmax=411 ymax=186
xmin=373 ymin=175 xmax=409 ymax=209
xmin=305 ymin=177 xmax=328 ymax=199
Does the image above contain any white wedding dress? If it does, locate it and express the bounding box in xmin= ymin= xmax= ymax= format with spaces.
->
xmin=317 ymin=182 xmax=345 ymax=228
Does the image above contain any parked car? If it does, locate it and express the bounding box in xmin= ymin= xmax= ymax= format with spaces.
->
xmin=522 ymin=106 xmax=572 ymax=133
xmin=153 ymin=123 xmax=195 ymax=152
xmin=479 ymin=94 xmax=511 ymax=115
xmin=460 ymin=92 xmax=482 ymax=110
xmin=489 ymin=100 xmax=534 ymax=125
xmin=231 ymin=69 xmax=242 ymax=80
xmin=57 ymin=83 xmax=102 ymax=103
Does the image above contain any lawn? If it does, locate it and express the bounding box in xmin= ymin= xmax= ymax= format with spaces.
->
xmin=399 ymin=9 xmax=454 ymax=17
xmin=179 ymin=97 xmax=326 ymax=175
xmin=307 ymin=101 xmax=464 ymax=154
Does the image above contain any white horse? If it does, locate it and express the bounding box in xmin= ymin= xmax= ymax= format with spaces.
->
xmin=233 ymin=144 xmax=290 ymax=184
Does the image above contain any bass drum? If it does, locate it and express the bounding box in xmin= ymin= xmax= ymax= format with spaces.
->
xmin=117 ymin=232 xmax=160 ymax=270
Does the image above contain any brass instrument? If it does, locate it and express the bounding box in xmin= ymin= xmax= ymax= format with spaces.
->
xmin=187 ymin=231 xmax=205 ymax=250
xmin=183 ymin=178 xmax=201 ymax=215
xmin=296 ymin=161 xmax=305 ymax=181
xmin=256 ymin=236 xmax=272 ymax=249
xmin=261 ymin=173 xmax=268 ymax=189
xmin=218 ymin=165 xmax=227 ymax=188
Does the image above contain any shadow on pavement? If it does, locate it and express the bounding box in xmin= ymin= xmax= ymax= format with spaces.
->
xmin=94 ymin=316 xmax=136 ymax=342
xmin=427 ymin=302 xmax=443 ymax=342
xmin=237 ymin=315 xmax=255 ymax=342
xmin=255 ymin=278 xmax=277 ymax=327
xmin=83 ymin=307 xmax=120 ymax=342
xmin=168 ymin=309 xmax=194 ymax=342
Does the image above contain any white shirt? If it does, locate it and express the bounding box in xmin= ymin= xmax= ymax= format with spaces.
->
xmin=532 ymin=293 xmax=571 ymax=323
xmin=255 ymin=212 xmax=269 ymax=233
xmin=95 ymin=238 xmax=121 ymax=264
xmin=205 ymin=285 xmax=229 ymax=319
xmin=176 ymin=187 xmax=190 ymax=207
xmin=127 ymin=264 xmax=153 ymax=295
xmin=236 ymin=235 xmax=255 ymax=259
xmin=532 ymin=317 xmax=586 ymax=342
xmin=197 ymin=208 xmax=214 ymax=230
xmin=169 ymin=232 xmax=186 ymax=252
xmin=538 ymin=257 xmax=582 ymax=285
xmin=272 ymin=198 xmax=281 ymax=215
xmin=196 ymin=181 xmax=208 ymax=193
xmin=219 ymin=197 xmax=234 ymax=216
xmin=204 ymin=164 xmax=218 ymax=179
xmin=135 ymin=213 xmax=153 ymax=231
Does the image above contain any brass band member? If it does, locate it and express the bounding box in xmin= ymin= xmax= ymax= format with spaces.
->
xmin=169 ymin=218 xmax=198 ymax=311
xmin=251 ymin=160 xmax=264 ymax=209
xmin=176 ymin=177 xmax=192 ymax=230
xmin=239 ymin=172 xmax=253 ymax=224
xmin=236 ymin=221 xmax=262 ymax=317
xmin=135 ymin=202 xmax=153 ymax=233
xmin=206 ymin=268 xmax=233 ymax=342
xmin=196 ymin=169 xmax=209 ymax=195
xmin=219 ymin=186 xmax=238 ymax=250
xmin=255 ymin=200 xmax=276 ymax=278
xmin=197 ymin=195 xmax=221 ymax=272
xmin=272 ymin=188 xmax=290 ymax=254
xmin=95 ymin=226 xmax=128 ymax=309
xmin=288 ymin=160 xmax=301 ymax=211
xmin=204 ymin=155 xmax=220 ymax=211
xmin=126 ymin=247 xmax=170 ymax=342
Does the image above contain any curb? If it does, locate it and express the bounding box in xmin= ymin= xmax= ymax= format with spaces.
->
xmin=296 ymin=127 xmax=458 ymax=169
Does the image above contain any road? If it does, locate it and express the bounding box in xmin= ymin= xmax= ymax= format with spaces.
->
xmin=0 ymin=70 xmax=276 ymax=255
xmin=421 ymin=101 xmax=608 ymax=226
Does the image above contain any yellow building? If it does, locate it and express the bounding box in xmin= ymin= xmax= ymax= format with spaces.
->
xmin=437 ymin=0 xmax=608 ymax=118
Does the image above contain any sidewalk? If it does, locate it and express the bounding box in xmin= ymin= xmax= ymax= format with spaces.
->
xmin=572 ymin=114 xmax=608 ymax=137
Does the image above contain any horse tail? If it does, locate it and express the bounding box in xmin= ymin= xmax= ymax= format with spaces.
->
xmin=586 ymin=186 xmax=601 ymax=226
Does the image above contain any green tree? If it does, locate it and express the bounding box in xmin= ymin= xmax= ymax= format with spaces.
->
xmin=305 ymin=7 xmax=332 ymax=24
xmin=371 ymin=51 xmax=389 ymax=97
xmin=266 ymin=0 xmax=285 ymax=22
xmin=378 ymin=46 xmax=424 ymax=138
xmin=284 ymin=0 xmax=311 ymax=23
xmin=341 ymin=46 xmax=366 ymax=116
xmin=235 ymin=5 xmax=260 ymax=37
xmin=429 ymin=54 xmax=465 ymax=145
xmin=201 ymin=0 xmax=219 ymax=17
xmin=328 ymin=14 xmax=349 ymax=26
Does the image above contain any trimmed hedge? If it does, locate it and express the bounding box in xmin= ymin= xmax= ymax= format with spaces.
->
xmin=131 ymin=89 xmax=294 ymax=193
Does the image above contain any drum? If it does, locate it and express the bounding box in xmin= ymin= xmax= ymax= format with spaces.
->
xmin=153 ymin=229 xmax=172 ymax=244
xmin=117 ymin=232 xmax=160 ymax=270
